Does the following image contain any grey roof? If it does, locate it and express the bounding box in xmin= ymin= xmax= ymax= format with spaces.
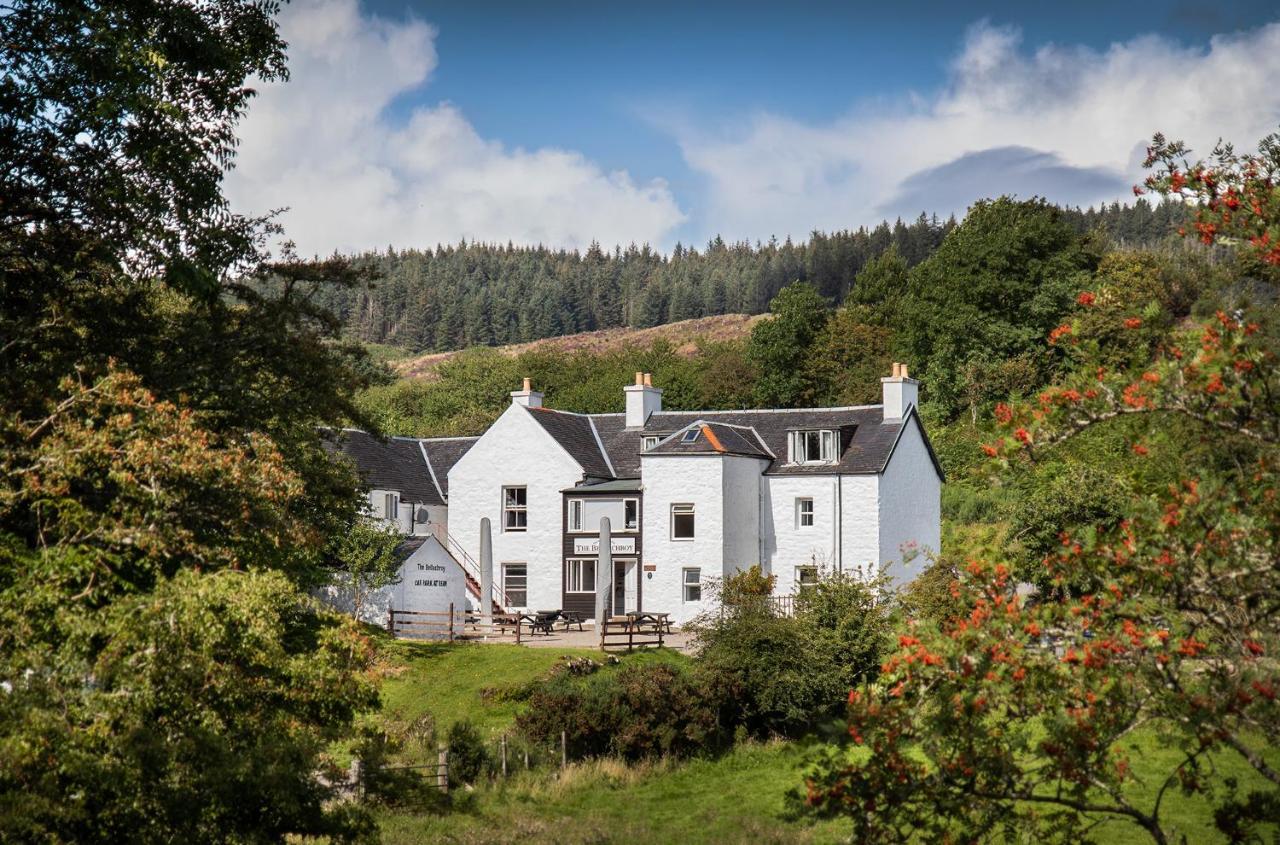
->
xmin=563 ymin=478 xmax=645 ymax=493
xmin=591 ymin=405 xmax=943 ymax=479
xmin=325 ymin=429 xmax=477 ymax=505
xmin=524 ymin=406 xmax=614 ymax=479
xmin=420 ymin=437 xmax=478 ymax=499
xmin=647 ymin=420 xmax=773 ymax=459
xmin=395 ymin=536 xmax=429 ymax=562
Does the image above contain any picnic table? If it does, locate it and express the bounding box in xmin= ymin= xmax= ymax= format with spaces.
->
xmin=526 ymin=610 xmax=561 ymax=635
xmin=624 ymin=611 xmax=672 ymax=633
xmin=560 ymin=610 xmax=586 ymax=631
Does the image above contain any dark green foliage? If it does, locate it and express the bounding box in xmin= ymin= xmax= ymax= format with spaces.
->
xmin=1 ymin=2 xmax=386 ymax=840
xmin=691 ymin=568 xmax=893 ymax=738
xmin=445 ymin=720 xmax=490 ymax=787
xmin=694 ymin=608 xmax=847 ymax=738
xmin=516 ymin=663 xmax=723 ymax=761
xmin=748 ymin=283 xmax=831 ymax=407
xmin=1007 ymin=465 xmax=1129 ymax=594
xmin=898 ymin=197 xmax=1100 ymax=419
xmin=793 ymin=572 xmax=894 ymax=692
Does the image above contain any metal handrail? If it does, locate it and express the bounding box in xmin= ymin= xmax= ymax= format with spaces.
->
xmin=444 ymin=532 xmax=509 ymax=611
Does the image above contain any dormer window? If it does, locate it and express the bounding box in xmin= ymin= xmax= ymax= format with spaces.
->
xmin=641 ymin=435 xmax=660 ymax=451
xmin=680 ymin=428 xmax=700 ymax=443
xmin=788 ymin=430 xmax=838 ymax=464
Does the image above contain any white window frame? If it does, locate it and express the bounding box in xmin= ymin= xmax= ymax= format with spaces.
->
xmin=382 ymin=492 xmax=400 ymax=521
xmin=623 ymin=498 xmax=639 ymax=532
xmin=797 ymin=497 xmax=814 ymax=528
xmin=641 ymin=435 xmax=660 ymax=451
xmin=568 ymin=498 xmax=639 ymax=533
xmin=680 ymin=428 xmax=700 ymax=443
xmin=796 ymin=564 xmax=820 ymax=590
xmin=568 ymin=498 xmax=584 ymax=532
xmin=683 ymin=567 xmax=702 ymax=602
xmin=788 ymin=430 xmax=838 ymax=465
xmin=502 ymin=562 xmax=528 ymax=607
xmin=502 ymin=486 xmax=527 ymax=532
xmin=564 ymin=558 xmax=597 ymax=593
xmin=670 ymin=503 xmax=695 ymax=541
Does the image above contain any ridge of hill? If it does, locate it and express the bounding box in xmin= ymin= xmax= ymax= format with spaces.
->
xmin=391 ymin=313 xmax=766 ymax=379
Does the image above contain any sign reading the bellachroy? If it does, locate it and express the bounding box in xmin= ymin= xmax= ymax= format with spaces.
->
xmin=572 ymin=537 xmax=636 ymax=555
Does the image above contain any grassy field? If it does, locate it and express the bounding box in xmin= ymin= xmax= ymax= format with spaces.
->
xmin=368 ymin=639 xmax=1274 ymax=845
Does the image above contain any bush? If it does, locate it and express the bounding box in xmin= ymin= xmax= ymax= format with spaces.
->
xmin=793 ymin=570 xmax=894 ymax=690
xmin=692 ymin=566 xmax=894 ymax=738
xmin=516 ymin=662 xmax=723 ymax=761
xmin=445 ymin=719 xmax=490 ymax=787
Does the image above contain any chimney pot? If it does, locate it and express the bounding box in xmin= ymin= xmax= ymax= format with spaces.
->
xmin=881 ymin=362 xmax=918 ymax=420
xmin=624 ymin=371 xmax=663 ymax=427
xmin=511 ymin=376 xmax=543 ymax=408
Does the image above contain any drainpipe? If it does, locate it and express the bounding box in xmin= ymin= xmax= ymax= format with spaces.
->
xmin=834 ymin=478 xmax=843 ymax=573
xmin=480 ymin=517 xmax=493 ymax=626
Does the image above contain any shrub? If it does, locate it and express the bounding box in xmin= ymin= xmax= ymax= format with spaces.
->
xmin=445 ymin=719 xmax=490 ymax=787
xmin=693 ymin=567 xmax=894 ymax=738
xmin=793 ymin=570 xmax=894 ymax=690
xmin=516 ymin=662 xmax=723 ymax=761
xmin=694 ymin=608 xmax=843 ymax=738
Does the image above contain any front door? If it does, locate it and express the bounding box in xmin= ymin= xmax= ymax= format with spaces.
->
xmin=609 ymin=559 xmax=639 ymax=616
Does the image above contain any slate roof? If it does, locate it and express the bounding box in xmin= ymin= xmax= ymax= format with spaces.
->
xmin=325 ymin=429 xmax=478 ymax=505
xmin=590 ymin=406 xmax=943 ymax=480
xmin=524 ymin=406 xmax=614 ymax=479
xmin=420 ymin=437 xmax=478 ymax=499
xmin=647 ymin=421 xmax=773 ymax=459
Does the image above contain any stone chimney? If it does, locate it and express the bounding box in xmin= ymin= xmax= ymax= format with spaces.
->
xmin=624 ymin=371 xmax=663 ymax=428
xmin=880 ymin=362 xmax=918 ymax=421
xmin=510 ymin=376 xmax=543 ymax=408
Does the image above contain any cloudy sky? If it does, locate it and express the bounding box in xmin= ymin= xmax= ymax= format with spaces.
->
xmin=222 ymin=0 xmax=1280 ymax=256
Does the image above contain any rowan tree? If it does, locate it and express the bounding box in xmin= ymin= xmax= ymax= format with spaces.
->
xmin=801 ymin=135 xmax=1280 ymax=844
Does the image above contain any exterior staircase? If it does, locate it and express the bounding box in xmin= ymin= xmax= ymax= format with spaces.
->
xmin=442 ymin=532 xmax=506 ymax=615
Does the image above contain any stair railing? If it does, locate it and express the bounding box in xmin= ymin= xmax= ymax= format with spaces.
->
xmin=444 ymin=532 xmax=509 ymax=611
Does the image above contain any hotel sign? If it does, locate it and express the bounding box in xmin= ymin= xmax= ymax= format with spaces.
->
xmin=572 ymin=537 xmax=636 ymax=555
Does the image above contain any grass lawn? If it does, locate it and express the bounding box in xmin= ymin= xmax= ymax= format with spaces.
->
xmin=367 ymin=638 xmax=1275 ymax=844
xmin=376 ymin=638 xmax=686 ymax=736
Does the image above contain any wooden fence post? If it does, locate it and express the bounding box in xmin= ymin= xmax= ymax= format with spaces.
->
xmin=501 ymin=733 xmax=508 ymax=778
xmin=560 ymin=730 xmax=567 ymax=769
xmin=438 ymin=746 xmax=449 ymax=794
xmin=349 ymin=757 xmax=363 ymax=800
xmin=523 ymin=747 xmax=529 ymax=770
xmin=386 ymin=606 xmax=394 ymax=635
xmin=447 ymin=602 xmax=454 ymax=643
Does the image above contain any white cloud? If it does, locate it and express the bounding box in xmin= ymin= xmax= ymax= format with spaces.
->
xmin=224 ymin=0 xmax=685 ymax=256
xmin=673 ymin=20 xmax=1280 ymax=241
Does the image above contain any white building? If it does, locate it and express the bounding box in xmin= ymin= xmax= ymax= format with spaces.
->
xmin=328 ymin=365 xmax=942 ymax=626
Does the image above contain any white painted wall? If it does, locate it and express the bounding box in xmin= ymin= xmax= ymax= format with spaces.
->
xmin=762 ymin=474 xmax=840 ymax=595
xmin=721 ymin=455 xmax=767 ymax=576
xmin=314 ymin=537 xmax=464 ymax=637
xmin=840 ymin=474 xmax=882 ymax=577
xmin=640 ymin=453 xmax=724 ymax=625
xmin=446 ymin=404 xmax=584 ymax=612
xmin=877 ymin=416 xmax=942 ymax=586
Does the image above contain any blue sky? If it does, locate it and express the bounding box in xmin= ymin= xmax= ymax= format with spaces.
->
xmin=223 ymin=0 xmax=1280 ymax=255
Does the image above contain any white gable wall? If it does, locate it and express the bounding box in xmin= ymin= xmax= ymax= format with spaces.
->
xmin=447 ymin=404 xmax=584 ymax=611
xmin=877 ymin=417 xmax=942 ymax=585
